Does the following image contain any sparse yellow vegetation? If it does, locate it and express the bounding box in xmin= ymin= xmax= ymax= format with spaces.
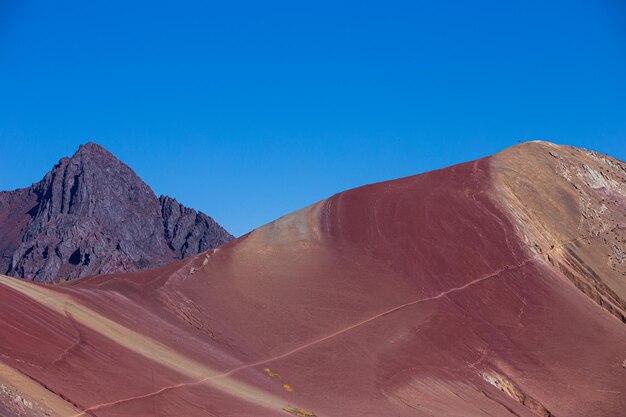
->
xmin=283 ymin=407 xmax=317 ymax=417
xmin=263 ymin=367 xmax=281 ymax=379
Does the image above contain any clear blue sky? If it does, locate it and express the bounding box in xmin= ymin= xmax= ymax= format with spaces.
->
xmin=1 ymin=1 xmax=625 ymax=236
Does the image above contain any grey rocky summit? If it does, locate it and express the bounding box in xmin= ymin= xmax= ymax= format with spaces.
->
xmin=0 ymin=142 xmax=233 ymax=282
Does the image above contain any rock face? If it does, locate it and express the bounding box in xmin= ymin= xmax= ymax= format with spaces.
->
xmin=160 ymin=195 xmax=233 ymax=259
xmin=0 ymin=142 xmax=233 ymax=282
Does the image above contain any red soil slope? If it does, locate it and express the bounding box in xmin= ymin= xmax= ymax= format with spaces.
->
xmin=0 ymin=142 xmax=624 ymax=417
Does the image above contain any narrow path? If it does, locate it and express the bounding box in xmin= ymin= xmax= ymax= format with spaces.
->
xmin=70 ymin=251 xmax=551 ymax=417
xmin=36 ymin=234 xmax=591 ymax=416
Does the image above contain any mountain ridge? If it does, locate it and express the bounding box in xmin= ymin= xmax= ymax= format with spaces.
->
xmin=0 ymin=141 xmax=624 ymax=417
xmin=0 ymin=142 xmax=233 ymax=282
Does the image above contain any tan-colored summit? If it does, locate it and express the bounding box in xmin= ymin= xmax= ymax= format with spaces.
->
xmin=492 ymin=141 xmax=626 ymax=322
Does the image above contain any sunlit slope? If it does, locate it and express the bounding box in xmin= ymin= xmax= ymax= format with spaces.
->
xmin=0 ymin=274 xmax=299 ymax=417
xmin=493 ymin=141 xmax=626 ymax=322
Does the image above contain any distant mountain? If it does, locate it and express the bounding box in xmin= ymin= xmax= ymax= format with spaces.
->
xmin=0 ymin=142 xmax=233 ymax=282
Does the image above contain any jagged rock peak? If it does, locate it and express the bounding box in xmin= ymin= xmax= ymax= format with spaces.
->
xmin=159 ymin=195 xmax=234 ymax=259
xmin=0 ymin=142 xmax=234 ymax=282
xmin=76 ymin=141 xmax=114 ymax=155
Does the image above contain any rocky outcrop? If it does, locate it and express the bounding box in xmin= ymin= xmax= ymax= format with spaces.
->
xmin=481 ymin=372 xmax=554 ymax=417
xmin=160 ymin=195 xmax=233 ymax=259
xmin=0 ymin=142 xmax=233 ymax=282
xmin=492 ymin=141 xmax=626 ymax=324
xmin=0 ymin=188 xmax=36 ymax=276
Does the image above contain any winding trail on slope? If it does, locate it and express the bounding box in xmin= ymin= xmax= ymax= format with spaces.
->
xmin=9 ymin=231 xmax=588 ymax=417
xmin=70 ymin=273 xmax=506 ymax=417
xmin=68 ymin=238 xmax=581 ymax=417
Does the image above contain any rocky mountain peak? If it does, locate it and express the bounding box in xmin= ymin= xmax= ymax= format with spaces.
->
xmin=0 ymin=142 xmax=233 ymax=282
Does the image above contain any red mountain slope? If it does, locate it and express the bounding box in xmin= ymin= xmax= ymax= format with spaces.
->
xmin=0 ymin=141 xmax=624 ymax=417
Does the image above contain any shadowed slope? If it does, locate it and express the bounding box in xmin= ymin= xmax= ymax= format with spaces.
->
xmin=0 ymin=142 xmax=624 ymax=417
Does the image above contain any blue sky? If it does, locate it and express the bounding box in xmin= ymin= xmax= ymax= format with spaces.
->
xmin=1 ymin=0 xmax=625 ymax=236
